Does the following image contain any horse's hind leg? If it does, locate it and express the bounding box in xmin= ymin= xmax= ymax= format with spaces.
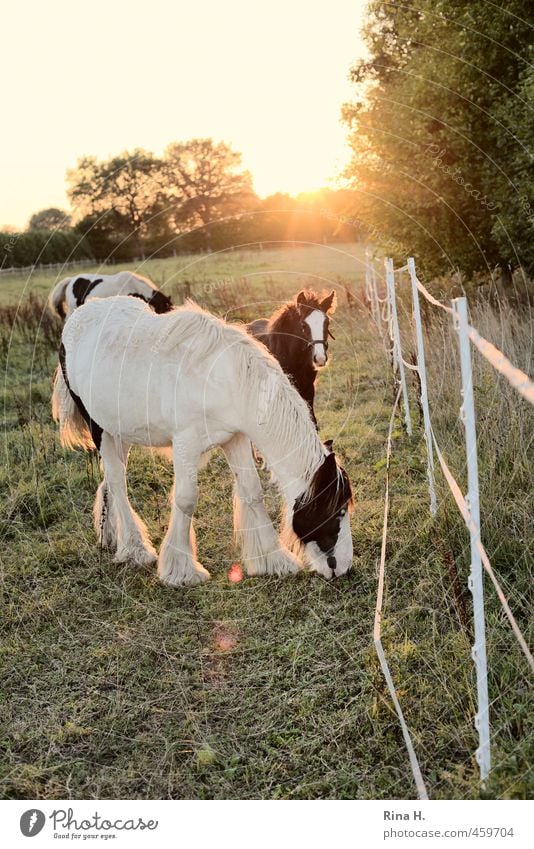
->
xmin=222 ymin=433 xmax=300 ymax=577
xmin=98 ymin=432 xmax=157 ymax=567
xmin=157 ymin=436 xmax=210 ymax=587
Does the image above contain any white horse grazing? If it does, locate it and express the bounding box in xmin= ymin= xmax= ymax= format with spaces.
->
xmin=48 ymin=270 xmax=172 ymax=319
xmin=52 ymin=297 xmax=353 ymax=586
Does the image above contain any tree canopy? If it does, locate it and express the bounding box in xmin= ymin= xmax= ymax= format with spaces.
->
xmin=29 ymin=207 xmax=71 ymax=231
xmin=61 ymin=138 xmax=359 ymax=261
xmin=343 ymin=1 xmax=534 ymax=277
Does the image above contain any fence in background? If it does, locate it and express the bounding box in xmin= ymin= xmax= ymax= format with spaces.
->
xmin=0 ymin=258 xmax=100 ymax=277
xmin=365 ymin=252 xmax=534 ymax=797
xmin=0 ymin=256 xmax=156 ymax=277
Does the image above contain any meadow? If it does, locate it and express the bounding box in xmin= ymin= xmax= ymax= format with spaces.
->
xmin=1 ymin=243 xmax=532 ymax=799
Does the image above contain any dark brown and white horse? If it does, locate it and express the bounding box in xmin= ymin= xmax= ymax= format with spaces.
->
xmin=247 ymin=289 xmax=336 ymax=427
xmin=48 ymin=270 xmax=172 ymax=319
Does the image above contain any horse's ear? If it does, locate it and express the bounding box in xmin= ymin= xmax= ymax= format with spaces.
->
xmin=296 ymin=290 xmax=307 ymax=306
xmin=324 ymin=439 xmax=334 ymax=453
xmin=320 ymin=290 xmax=337 ymax=314
xmin=321 ymin=449 xmax=337 ymax=477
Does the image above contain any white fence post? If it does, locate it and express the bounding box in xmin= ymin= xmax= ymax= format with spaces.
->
xmin=452 ymin=296 xmax=491 ymax=782
xmin=370 ymin=263 xmax=382 ymax=333
xmin=385 ymin=258 xmax=412 ymax=435
xmin=366 ymin=250 xmax=382 ymax=330
xmin=408 ymin=258 xmax=437 ymax=516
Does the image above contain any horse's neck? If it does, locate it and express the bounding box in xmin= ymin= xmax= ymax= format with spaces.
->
xmin=244 ymin=383 xmax=323 ymax=501
xmin=269 ymin=307 xmax=298 ymax=343
xmin=268 ymin=308 xmax=307 ymax=366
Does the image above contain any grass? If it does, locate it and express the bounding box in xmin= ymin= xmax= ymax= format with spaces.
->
xmin=1 ymin=243 xmax=532 ymax=799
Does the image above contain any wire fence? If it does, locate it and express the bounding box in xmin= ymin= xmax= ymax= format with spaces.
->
xmin=0 ymin=256 xmax=147 ymax=277
xmin=365 ymin=253 xmax=534 ymax=797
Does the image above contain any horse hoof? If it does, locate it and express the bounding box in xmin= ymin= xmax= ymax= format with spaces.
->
xmin=114 ymin=545 xmax=157 ymax=567
xmin=247 ymin=550 xmax=301 ymax=577
xmin=158 ymin=554 xmax=210 ymax=587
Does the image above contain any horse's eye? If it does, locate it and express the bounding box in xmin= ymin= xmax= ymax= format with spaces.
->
xmin=339 ymin=508 xmax=346 ymax=518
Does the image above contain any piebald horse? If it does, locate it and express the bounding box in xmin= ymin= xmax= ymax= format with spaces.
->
xmin=49 ymin=270 xmax=172 ymax=319
xmin=52 ymin=296 xmax=353 ymax=585
xmin=248 ymin=289 xmax=336 ymax=427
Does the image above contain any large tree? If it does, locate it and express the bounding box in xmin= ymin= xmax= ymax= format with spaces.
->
xmin=67 ymin=150 xmax=164 ymax=258
xmin=163 ymin=138 xmax=256 ymax=244
xmin=343 ymin=1 xmax=534 ymax=278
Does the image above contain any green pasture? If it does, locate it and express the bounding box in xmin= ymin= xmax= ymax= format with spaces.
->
xmin=1 ymin=244 xmax=532 ymax=799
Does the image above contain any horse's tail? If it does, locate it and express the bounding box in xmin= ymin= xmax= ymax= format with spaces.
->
xmin=48 ymin=277 xmax=70 ymax=319
xmin=51 ymin=364 xmax=95 ymax=451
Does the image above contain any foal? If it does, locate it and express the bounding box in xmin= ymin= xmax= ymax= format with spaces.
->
xmin=52 ymin=297 xmax=353 ymax=585
xmin=248 ymin=289 xmax=337 ymax=427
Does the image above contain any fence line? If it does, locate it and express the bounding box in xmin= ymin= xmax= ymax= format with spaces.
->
xmin=365 ymin=249 xmax=382 ymax=331
xmin=408 ymin=258 xmax=437 ymax=516
xmin=374 ymin=387 xmax=429 ymax=800
xmin=385 ymin=258 xmax=412 ymax=435
xmin=365 ymin=251 xmax=533 ymax=788
xmin=411 ymin=263 xmax=534 ymax=674
xmin=414 ymin=276 xmax=453 ymax=315
xmin=0 ymin=256 xmax=143 ymax=277
xmin=431 ymin=429 xmax=534 ymax=674
xmin=467 ymin=325 xmax=534 ymax=405
xmin=412 ymin=270 xmax=534 ymax=404
xmin=453 ymin=295 xmax=490 ymax=779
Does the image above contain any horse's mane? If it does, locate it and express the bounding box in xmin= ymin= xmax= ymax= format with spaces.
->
xmin=159 ymin=300 xmax=324 ymax=481
xmin=267 ymin=289 xmax=328 ymax=330
xmin=260 ymin=289 xmax=333 ymax=360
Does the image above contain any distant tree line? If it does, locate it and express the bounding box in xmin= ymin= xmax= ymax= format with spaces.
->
xmin=343 ymin=1 xmax=534 ymax=278
xmin=1 ymin=139 xmax=361 ymax=268
xmin=0 ymin=228 xmax=92 ymax=268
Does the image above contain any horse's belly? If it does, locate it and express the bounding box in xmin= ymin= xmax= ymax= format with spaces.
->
xmin=70 ymin=353 xmax=174 ymax=445
xmin=69 ymin=346 xmax=233 ymax=448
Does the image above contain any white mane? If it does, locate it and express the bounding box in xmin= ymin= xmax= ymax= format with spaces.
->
xmin=156 ymin=300 xmax=324 ymax=482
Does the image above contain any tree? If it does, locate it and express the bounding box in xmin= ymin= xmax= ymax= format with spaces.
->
xmin=67 ymin=150 xmax=164 ymax=258
xmin=163 ymin=139 xmax=256 ymax=245
xmin=343 ymin=1 xmax=534 ymax=278
xmin=29 ymin=207 xmax=71 ymax=231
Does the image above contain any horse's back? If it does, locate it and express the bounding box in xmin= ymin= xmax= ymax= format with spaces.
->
xmin=60 ymin=297 xmax=248 ymax=447
xmin=63 ymin=270 xmax=158 ymax=314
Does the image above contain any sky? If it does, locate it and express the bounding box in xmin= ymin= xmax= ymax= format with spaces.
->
xmin=0 ymin=0 xmax=367 ymax=229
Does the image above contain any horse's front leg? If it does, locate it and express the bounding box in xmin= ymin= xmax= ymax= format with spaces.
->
xmin=158 ymin=436 xmax=210 ymax=587
xmin=223 ymin=433 xmax=300 ymax=577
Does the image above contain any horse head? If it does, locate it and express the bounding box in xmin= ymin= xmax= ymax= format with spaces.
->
xmin=291 ymin=440 xmax=353 ymax=578
xmin=296 ymin=289 xmax=337 ymax=368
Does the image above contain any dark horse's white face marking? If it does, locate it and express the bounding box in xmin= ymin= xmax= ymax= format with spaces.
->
xmin=303 ymin=310 xmax=329 ymax=368
xmin=297 ymin=289 xmax=336 ymax=370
